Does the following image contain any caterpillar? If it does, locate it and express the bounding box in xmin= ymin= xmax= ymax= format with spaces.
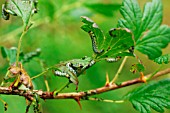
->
xmin=129 ymin=46 xmax=134 ymax=53
xmin=54 ymin=70 xmax=69 ymax=78
xmin=66 ymin=62 xmax=77 ymax=75
xmin=105 ymin=56 xmax=121 ymax=62
xmin=53 ymin=56 xmax=95 ymax=90
xmin=88 ymin=31 xmax=104 ymax=54
xmin=88 ymin=60 xmax=96 ymax=67
xmin=32 ymin=0 xmax=38 ymax=14
xmin=109 ymin=28 xmax=117 ymax=38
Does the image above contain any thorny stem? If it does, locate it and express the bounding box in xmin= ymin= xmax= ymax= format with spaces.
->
xmin=0 ymin=68 xmax=169 ymax=100
xmin=16 ymin=30 xmax=26 ymax=66
xmin=110 ymin=56 xmax=128 ymax=84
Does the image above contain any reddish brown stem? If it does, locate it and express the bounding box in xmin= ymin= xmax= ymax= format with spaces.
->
xmin=0 ymin=68 xmax=170 ymax=100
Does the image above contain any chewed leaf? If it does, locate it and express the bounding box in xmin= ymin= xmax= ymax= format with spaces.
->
xmin=99 ymin=28 xmax=134 ymax=58
xmin=125 ymin=79 xmax=170 ymax=113
xmin=81 ymin=16 xmax=105 ymax=54
xmin=2 ymin=0 xmax=38 ymax=29
xmin=136 ymin=25 xmax=170 ymax=60
xmin=81 ymin=16 xmax=134 ymax=59
xmin=154 ymin=54 xmax=170 ymax=64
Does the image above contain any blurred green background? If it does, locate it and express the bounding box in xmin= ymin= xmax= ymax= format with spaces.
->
xmin=0 ymin=0 xmax=170 ymax=113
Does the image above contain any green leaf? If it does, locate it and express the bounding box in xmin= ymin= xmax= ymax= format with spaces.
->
xmin=81 ymin=16 xmax=134 ymax=59
xmin=1 ymin=46 xmax=17 ymax=65
xmin=118 ymin=0 xmax=170 ymax=60
xmin=81 ymin=16 xmax=105 ymax=54
xmin=135 ymin=25 xmax=170 ymax=60
xmin=118 ymin=0 xmax=162 ymax=41
xmin=125 ymin=79 xmax=170 ymax=113
xmin=3 ymin=0 xmax=38 ymax=29
xmin=154 ymin=54 xmax=170 ymax=64
xmin=99 ymin=28 xmax=134 ymax=59
xmin=118 ymin=0 xmax=142 ymax=40
xmin=131 ymin=100 xmax=151 ymax=113
xmin=141 ymin=0 xmax=162 ymax=31
xmin=84 ymin=3 xmax=121 ymax=17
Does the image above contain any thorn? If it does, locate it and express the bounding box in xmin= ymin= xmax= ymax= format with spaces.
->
xmin=140 ymin=72 xmax=146 ymax=82
xmin=76 ymin=85 xmax=78 ymax=90
xmin=8 ymin=85 xmax=13 ymax=91
xmin=105 ymin=73 xmax=110 ymax=87
xmin=74 ymin=97 xmax=82 ymax=109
